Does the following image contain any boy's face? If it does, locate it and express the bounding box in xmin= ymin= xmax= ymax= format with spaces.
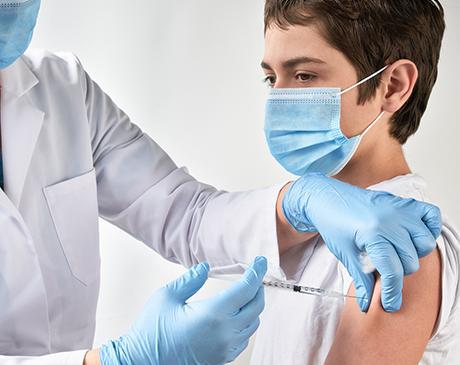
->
xmin=262 ymin=24 xmax=386 ymax=141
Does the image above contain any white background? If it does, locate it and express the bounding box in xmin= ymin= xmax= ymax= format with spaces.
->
xmin=31 ymin=1 xmax=460 ymax=363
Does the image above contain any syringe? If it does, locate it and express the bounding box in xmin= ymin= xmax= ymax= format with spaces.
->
xmin=211 ymin=274 xmax=367 ymax=301
xmin=262 ymin=280 xmax=368 ymax=301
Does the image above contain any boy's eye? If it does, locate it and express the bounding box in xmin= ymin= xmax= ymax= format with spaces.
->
xmin=263 ymin=75 xmax=276 ymax=87
xmin=296 ymin=73 xmax=316 ymax=83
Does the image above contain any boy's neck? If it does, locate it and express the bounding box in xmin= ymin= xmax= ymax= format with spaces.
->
xmin=334 ymin=139 xmax=411 ymax=189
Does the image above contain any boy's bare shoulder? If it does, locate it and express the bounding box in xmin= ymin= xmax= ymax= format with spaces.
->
xmin=325 ymin=249 xmax=441 ymax=365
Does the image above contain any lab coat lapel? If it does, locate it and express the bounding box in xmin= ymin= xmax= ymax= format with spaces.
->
xmin=0 ymin=57 xmax=45 ymax=208
xmin=0 ymin=184 xmax=51 ymax=353
xmin=0 ymin=59 xmax=51 ymax=351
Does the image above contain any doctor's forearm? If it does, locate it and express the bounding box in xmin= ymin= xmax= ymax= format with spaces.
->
xmin=276 ymin=183 xmax=316 ymax=256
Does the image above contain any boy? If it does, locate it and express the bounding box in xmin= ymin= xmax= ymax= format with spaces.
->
xmin=253 ymin=0 xmax=460 ymax=364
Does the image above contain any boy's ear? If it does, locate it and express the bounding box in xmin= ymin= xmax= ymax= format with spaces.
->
xmin=381 ymin=60 xmax=419 ymax=114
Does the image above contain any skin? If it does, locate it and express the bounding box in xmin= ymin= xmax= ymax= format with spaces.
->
xmin=84 ymin=349 xmax=100 ymax=365
xmin=262 ymin=24 xmax=442 ymax=364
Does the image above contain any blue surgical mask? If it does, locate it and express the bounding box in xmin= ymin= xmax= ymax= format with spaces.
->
xmin=264 ymin=66 xmax=388 ymax=177
xmin=0 ymin=0 xmax=41 ymax=69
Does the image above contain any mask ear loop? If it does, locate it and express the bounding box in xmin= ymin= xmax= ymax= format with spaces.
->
xmin=345 ymin=110 xmax=385 ymax=141
xmin=339 ymin=64 xmax=389 ymax=137
xmin=339 ymin=65 xmax=389 ymax=96
xmin=361 ymin=111 xmax=385 ymax=137
xmin=329 ymin=110 xmax=386 ymax=177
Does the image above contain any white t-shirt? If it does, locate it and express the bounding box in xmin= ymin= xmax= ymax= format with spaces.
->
xmin=251 ymin=174 xmax=460 ymax=365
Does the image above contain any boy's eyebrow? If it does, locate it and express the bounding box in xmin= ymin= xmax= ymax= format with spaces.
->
xmin=261 ymin=56 xmax=326 ymax=70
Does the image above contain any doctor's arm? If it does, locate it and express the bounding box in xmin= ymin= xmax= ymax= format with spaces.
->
xmin=76 ymin=55 xmax=441 ymax=309
xmin=325 ymin=248 xmax=442 ymax=365
xmin=78 ymin=56 xmax=308 ymax=279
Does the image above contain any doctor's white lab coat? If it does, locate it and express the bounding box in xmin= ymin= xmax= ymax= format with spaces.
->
xmin=0 ymin=50 xmax=285 ymax=364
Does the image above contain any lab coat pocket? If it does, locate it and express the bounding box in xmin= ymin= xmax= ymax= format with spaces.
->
xmin=44 ymin=168 xmax=100 ymax=286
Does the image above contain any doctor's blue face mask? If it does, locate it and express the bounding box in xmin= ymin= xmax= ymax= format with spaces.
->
xmin=0 ymin=0 xmax=41 ymax=69
xmin=264 ymin=65 xmax=388 ymax=177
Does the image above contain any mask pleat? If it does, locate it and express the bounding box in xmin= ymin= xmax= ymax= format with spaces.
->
xmin=265 ymin=102 xmax=339 ymax=132
xmin=274 ymin=140 xmax=344 ymax=175
xmin=265 ymin=130 xmax=338 ymax=155
xmin=306 ymin=140 xmax=358 ymax=176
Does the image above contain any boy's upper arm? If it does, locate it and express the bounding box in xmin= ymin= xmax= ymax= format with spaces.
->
xmin=325 ymin=249 xmax=442 ymax=365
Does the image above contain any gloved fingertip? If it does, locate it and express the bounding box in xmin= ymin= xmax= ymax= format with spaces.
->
xmin=243 ymin=257 xmax=267 ymax=287
xmin=382 ymin=295 xmax=402 ymax=313
xmin=422 ymin=204 xmax=442 ymax=239
xmin=383 ymin=304 xmax=401 ymax=313
xmin=190 ymin=263 xmax=209 ymax=282
xmin=360 ymin=297 xmax=370 ymax=312
xmin=169 ymin=264 xmax=210 ymax=302
xmin=197 ymin=262 xmax=210 ymax=273
xmin=355 ymin=286 xmax=371 ymax=312
xmin=252 ymin=256 xmax=268 ymax=278
xmin=255 ymin=256 xmax=267 ymax=267
xmin=430 ymin=224 xmax=442 ymax=241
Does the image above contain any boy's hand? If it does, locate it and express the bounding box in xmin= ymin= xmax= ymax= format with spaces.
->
xmin=281 ymin=173 xmax=442 ymax=312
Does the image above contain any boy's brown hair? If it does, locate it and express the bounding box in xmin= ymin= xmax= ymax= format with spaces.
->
xmin=264 ymin=0 xmax=445 ymax=144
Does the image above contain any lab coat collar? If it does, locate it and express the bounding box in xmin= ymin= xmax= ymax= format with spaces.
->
xmin=0 ymin=56 xmax=39 ymax=100
xmin=1 ymin=56 xmax=45 ymax=208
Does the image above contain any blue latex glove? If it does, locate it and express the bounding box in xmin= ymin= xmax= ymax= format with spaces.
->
xmin=282 ymin=173 xmax=442 ymax=312
xmin=100 ymin=256 xmax=267 ymax=365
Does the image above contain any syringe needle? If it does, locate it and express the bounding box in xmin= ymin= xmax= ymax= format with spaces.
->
xmin=263 ymin=280 xmax=368 ymax=302
xmin=320 ymin=289 xmax=368 ymax=301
